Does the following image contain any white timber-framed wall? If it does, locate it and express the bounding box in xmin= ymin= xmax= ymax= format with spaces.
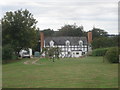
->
xmin=45 ymin=39 xmax=88 ymax=58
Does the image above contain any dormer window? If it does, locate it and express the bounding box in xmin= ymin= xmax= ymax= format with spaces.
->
xmin=65 ymin=40 xmax=70 ymax=46
xmin=79 ymin=40 xmax=83 ymax=46
xmin=49 ymin=40 xmax=54 ymax=47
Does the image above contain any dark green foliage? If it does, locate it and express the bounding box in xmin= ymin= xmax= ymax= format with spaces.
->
xmin=56 ymin=24 xmax=86 ymax=37
xmin=2 ymin=44 xmax=14 ymax=60
xmin=92 ymin=47 xmax=119 ymax=63
xmin=112 ymin=35 xmax=119 ymax=47
xmin=92 ymin=37 xmax=117 ymax=49
xmin=41 ymin=29 xmax=54 ymax=36
xmin=2 ymin=9 xmax=38 ymax=59
xmin=40 ymin=24 xmax=86 ymax=37
xmin=105 ymin=47 xmax=119 ymax=63
xmin=92 ymin=48 xmax=109 ymax=56
xmin=90 ymin=27 xmax=108 ymax=40
xmin=40 ymin=25 xmax=109 ymax=38
xmin=32 ymin=30 xmax=41 ymax=52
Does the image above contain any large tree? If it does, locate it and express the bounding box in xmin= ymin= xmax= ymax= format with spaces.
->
xmin=2 ymin=9 xmax=38 ymax=56
xmin=41 ymin=28 xmax=54 ymax=36
xmin=90 ymin=27 xmax=108 ymax=40
xmin=56 ymin=24 xmax=86 ymax=36
xmin=91 ymin=37 xmax=117 ymax=49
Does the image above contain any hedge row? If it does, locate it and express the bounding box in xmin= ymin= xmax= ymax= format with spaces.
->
xmin=105 ymin=47 xmax=119 ymax=63
xmin=91 ymin=47 xmax=119 ymax=63
xmin=92 ymin=48 xmax=109 ymax=56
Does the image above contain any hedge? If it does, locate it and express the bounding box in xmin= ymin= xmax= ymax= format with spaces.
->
xmin=92 ymin=48 xmax=109 ymax=56
xmin=105 ymin=47 xmax=119 ymax=63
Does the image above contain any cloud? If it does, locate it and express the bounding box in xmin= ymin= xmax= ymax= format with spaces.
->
xmin=0 ymin=0 xmax=119 ymax=34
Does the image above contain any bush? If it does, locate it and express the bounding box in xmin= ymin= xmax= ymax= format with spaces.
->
xmin=105 ymin=47 xmax=119 ymax=63
xmin=92 ymin=48 xmax=109 ymax=56
xmin=2 ymin=44 xmax=14 ymax=60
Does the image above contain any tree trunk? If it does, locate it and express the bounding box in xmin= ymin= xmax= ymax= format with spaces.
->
xmin=53 ymin=57 xmax=54 ymax=62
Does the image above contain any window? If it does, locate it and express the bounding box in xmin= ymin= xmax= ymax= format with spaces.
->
xmin=65 ymin=40 xmax=70 ymax=46
xmin=49 ymin=40 xmax=54 ymax=47
xmin=76 ymin=52 xmax=79 ymax=55
xmin=79 ymin=40 xmax=83 ymax=46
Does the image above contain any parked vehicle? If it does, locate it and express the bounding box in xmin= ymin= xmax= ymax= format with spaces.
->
xmin=19 ymin=48 xmax=32 ymax=58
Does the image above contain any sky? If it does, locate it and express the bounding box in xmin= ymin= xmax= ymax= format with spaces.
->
xmin=0 ymin=0 xmax=119 ymax=34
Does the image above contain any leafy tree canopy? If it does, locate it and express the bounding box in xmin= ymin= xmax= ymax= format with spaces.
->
xmin=89 ymin=27 xmax=108 ymax=40
xmin=91 ymin=37 xmax=118 ymax=49
xmin=2 ymin=9 xmax=38 ymax=54
xmin=41 ymin=28 xmax=54 ymax=37
xmin=56 ymin=24 xmax=86 ymax=37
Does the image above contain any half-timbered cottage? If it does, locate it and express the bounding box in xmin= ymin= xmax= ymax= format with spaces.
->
xmin=40 ymin=32 xmax=92 ymax=58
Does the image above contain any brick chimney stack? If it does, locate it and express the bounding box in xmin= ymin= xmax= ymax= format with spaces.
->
xmin=40 ymin=32 xmax=44 ymax=52
xmin=88 ymin=31 xmax=92 ymax=44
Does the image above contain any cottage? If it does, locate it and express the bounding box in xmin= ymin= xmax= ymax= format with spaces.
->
xmin=40 ymin=32 xmax=92 ymax=58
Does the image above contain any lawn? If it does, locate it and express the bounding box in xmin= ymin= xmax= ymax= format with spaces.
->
xmin=2 ymin=56 xmax=118 ymax=88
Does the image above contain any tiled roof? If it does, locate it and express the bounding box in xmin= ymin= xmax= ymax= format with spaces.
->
xmin=45 ymin=36 xmax=87 ymax=45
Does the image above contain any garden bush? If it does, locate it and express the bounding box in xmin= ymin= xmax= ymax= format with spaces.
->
xmin=105 ymin=47 xmax=119 ymax=63
xmin=2 ymin=44 xmax=14 ymax=60
xmin=92 ymin=48 xmax=109 ymax=56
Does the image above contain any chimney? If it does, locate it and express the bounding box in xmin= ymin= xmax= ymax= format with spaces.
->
xmin=88 ymin=31 xmax=92 ymax=44
xmin=40 ymin=32 xmax=44 ymax=52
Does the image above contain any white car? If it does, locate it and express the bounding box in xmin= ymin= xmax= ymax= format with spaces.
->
xmin=19 ymin=48 xmax=32 ymax=58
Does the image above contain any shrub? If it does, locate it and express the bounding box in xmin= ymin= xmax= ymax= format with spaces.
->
xmin=92 ymin=48 xmax=109 ymax=56
xmin=2 ymin=44 xmax=14 ymax=60
xmin=105 ymin=47 xmax=119 ymax=63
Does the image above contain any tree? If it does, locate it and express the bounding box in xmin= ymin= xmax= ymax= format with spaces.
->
xmin=2 ymin=44 xmax=14 ymax=61
xmin=112 ymin=35 xmax=119 ymax=47
xmin=48 ymin=47 xmax=60 ymax=62
xmin=41 ymin=29 xmax=54 ymax=36
xmin=32 ymin=29 xmax=41 ymax=52
xmin=56 ymin=24 xmax=86 ymax=36
xmin=2 ymin=9 xmax=38 ymax=57
xmin=91 ymin=37 xmax=117 ymax=49
xmin=90 ymin=27 xmax=108 ymax=40
xmin=42 ymin=47 xmax=60 ymax=62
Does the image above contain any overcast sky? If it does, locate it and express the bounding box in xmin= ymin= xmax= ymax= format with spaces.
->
xmin=0 ymin=0 xmax=119 ymax=34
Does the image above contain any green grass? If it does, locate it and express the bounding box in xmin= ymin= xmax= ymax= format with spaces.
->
xmin=3 ymin=56 xmax=118 ymax=88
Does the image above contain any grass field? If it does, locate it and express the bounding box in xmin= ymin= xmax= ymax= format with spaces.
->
xmin=3 ymin=56 xmax=118 ymax=88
